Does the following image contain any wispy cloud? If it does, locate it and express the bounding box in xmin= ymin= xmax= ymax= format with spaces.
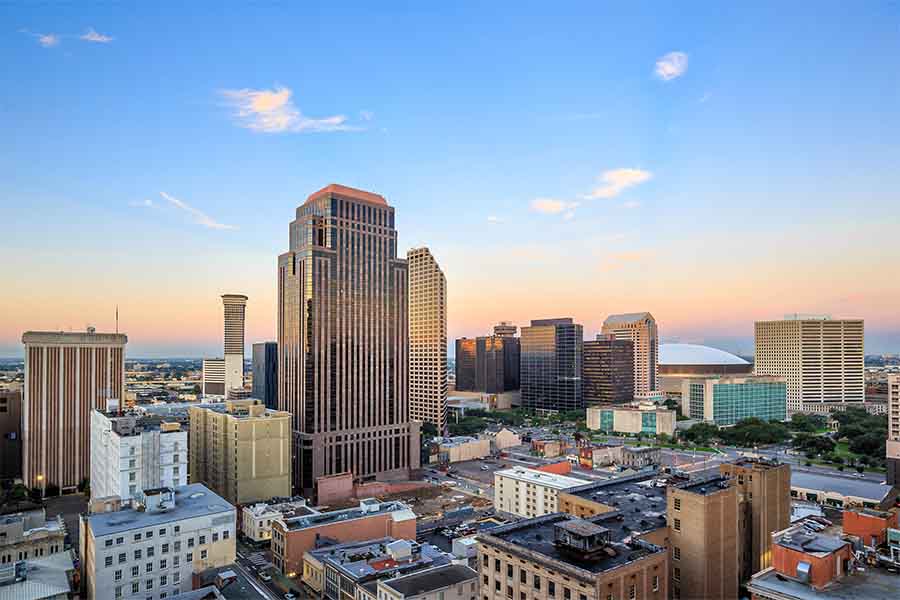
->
xmin=20 ymin=29 xmax=60 ymax=47
xmin=584 ymin=168 xmax=652 ymax=199
xmin=655 ymin=51 xmax=688 ymax=81
xmin=159 ymin=192 xmax=236 ymax=230
xmin=486 ymin=215 xmax=503 ymax=225
xmin=80 ymin=28 xmax=113 ymax=43
xmin=531 ymin=197 xmax=579 ymax=219
xmin=129 ymin=199 xmax=157 ymax=209
xmin=220 ymin=86 xmax=356 ymax=133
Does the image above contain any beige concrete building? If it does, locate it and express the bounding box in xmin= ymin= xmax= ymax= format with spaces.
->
xmin=754 ymin=315 xmax=864 ymax=414
xmin=668 ymin=478 xmax=740 ymax=600
xmin=586 ymin=403 xmax=676 ymax=437
xmin=189 ymin=399 xmax=291 ymax=505
xmin=0 ymin=508 xmax=66 ymax=564
xmin=601 ymin=313 xmax=659 ymax=399
xmin=378 ymin=564 xmax=477 ymax=600
xmin=22 ymin=329 xmax=127 ymax=491
xmin=480 ymin=427 xmax=521 ymax=452
xmin=493 ymin=467 xmax=586 ymax=518
xmin=240 ymin=499 xmax=314 ymax=543
xmin=478 ymin=514 xmax=667 ymax=600
xmin=719 ymin=458 xmax=791 ymax=581
xmin=408 ymin=247 xmax=448 ymax=432
xmin=433 ymin=436 xmax=490 ymax=463
xmin=888 ymin=375 xmax=900 ymax=486
xmin=221 ymin=294 xmax=248 ymax=396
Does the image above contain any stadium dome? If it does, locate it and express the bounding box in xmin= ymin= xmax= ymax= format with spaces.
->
xmin=659 ymin=343 xmax=749 ymax=366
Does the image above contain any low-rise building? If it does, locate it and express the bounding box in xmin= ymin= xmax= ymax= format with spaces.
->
xmin=0 ymin=509 xmax=66 ymax=564
xmin=789 ymin=471 xmax=900 ymax=510
xmin=493 ymin=467 xmax=587 ymax=518
xmin=430 ymin=436 xmax=491 ymax=464
xmin=480 ymin=428 xmax=521 ymax=453
xmin=0 ymin=549 xmax=76 ymax=600
xmin=842 ymin=507 xmax=899 ymax=547
xmin=79 ymin=484 xmax=236 ymax=600
xmin=531 ymin=439 xmax=568 ymax=458
xmin=303 ymin=538 xmax=450 ymax=599
xmin=586 ymin=404 xmax=676 ymax=437
xmin=271 ymin=499 xmax=417 ymax=578
xmin=621 ymin=446 xmax=661 ymax=468
xmin=378 ymin=563 xmax=478 ymax=600
xmin=90 ymin=409 xmax=188 ymax=505
xmin=478 ymin=513 xmax=668 ymax=600
xmin=680 ymin=376 xmax=787 ymax=426
xmin=240 ymin=499 xmax=315 ymax=544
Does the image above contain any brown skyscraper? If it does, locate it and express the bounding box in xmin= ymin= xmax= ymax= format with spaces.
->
xmin=22 ymin=329 xmax=127 ymax=491
xmin=278 ymin=184 xmax=420 ymax=495
xmin=583 ymin=335 xmax=634 ymax=405
xmin=0 ymin=389 xmax=23 ymax=481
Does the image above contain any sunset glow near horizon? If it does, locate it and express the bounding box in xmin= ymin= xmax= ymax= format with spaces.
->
xmin=2 ymin=3 xmax=899 ymax=357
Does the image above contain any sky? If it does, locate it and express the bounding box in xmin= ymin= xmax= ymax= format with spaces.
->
xmin=2 ymin=2 xmax=899 ymax=358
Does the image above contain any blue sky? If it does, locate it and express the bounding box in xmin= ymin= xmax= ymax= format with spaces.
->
xmin=2 ymin=2 xmax=899 ymax=357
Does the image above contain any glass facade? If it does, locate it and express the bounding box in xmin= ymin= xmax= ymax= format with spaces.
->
xmin=641 ymin=411 xmax=657 ymax=434
xmin=711 ymin=381 xmax=787 ymax=426
xmin=583 ymin=338 xmax=634 ymax=404
xmin=251 ymin=342 xmax=278 ymax=410
xmin=520 ymin=318 xmax=583 ymax=412
xmin=689 ymin=383 xmax=706 ymax=419
xmin=599 ymin=409 xmax=614 ymax=432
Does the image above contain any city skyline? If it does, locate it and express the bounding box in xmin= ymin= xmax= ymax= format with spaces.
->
xmin=3 ymin=3 xmax=900 ymax=357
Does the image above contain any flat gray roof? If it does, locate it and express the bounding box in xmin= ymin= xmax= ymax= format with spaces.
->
xmin=749 ymin=566 xmax=900 ymax=600
xmin=790 ymin=472 xmax=891 ymax=503
xmin=382 ymin=564 xmax=477 ymax=596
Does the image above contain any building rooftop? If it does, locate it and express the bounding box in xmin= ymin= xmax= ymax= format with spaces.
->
xmin=280 ymin=499 xmax=414 ymax=532
xmin=21 ymin=330 xmax=127 ymax=345
xmin=602 ymin=313 xmax=653 ymax=327
xmin=775 ymin=529 xmax=848 ymax=555
xmin=529 ymin=318 xmax=575 ymax=327
xmin=85 ymin=484 xmax=234 ymax=538
xmin=790 ymin=471 xmax=894 ymax=505
xmin=0 ymin=550 xmax=75 ymax=600
xmin=749 ymin=565 xmax=900 ymax=600
xmin=479 ymin=513 xmax=664 ymax=576
xmin=659 ymin=343 xmax=749 ymax=366
xmin=675 ymin=476 xmax=732 ymax=496
xmin=566 ymin=472 xmax=669 ymax=538
xmin=309 ymin=538 xmax=450 ymax=582
xmin=306 ymin=183 xmax=388 ymax=207
xmin=244 ymin=499 xmax=315 ymax=519
xmin=381 ymin=564 xmax=477 ymax=597
xmin=495 ymin=467 xmax=588 ymax=490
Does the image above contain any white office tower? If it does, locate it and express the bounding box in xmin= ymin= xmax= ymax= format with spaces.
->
xmin=754 ymin=314 xmax=864 ymax=414
xmin=221 ymin=294 xmax=248 ymax=394
xmin=407 ymin=247 xmax=448 ymax=432
xmin=90 ymin=409 xmax=188 ymax=505
xmin=201 ymin=358 xmax=226 ymax=398
xmin=601 ymin=312 xmax=659 ymax=399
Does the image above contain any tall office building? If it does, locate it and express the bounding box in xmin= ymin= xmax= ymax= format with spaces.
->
xmin=201 ymin=358 xmax=225 ymax=397
xmin=475 ymin=335 xmax=520 ymax=393
xmin=888 ymin=375 xmax=900 ymax=486
xmin=0 ymin=390 xmax=22 ymax=481
xmin=754 ymin=315 xmax=864 ymax=414
xmin=601 ymin=312 xmax=658 ymax=399
xmin=407 ymin=247 xmax=448 ymax=431
xmin=221 ymin=294 xmax=248 ymax=394
xmin=520 ymin=318 xmax=583 ymax=412
xmin=252 ymin=341 xmax=278 ymax=410
xmin=22 ymin=329 xmax=127 ymax=491
xmin=277 ymin=184 xmax=421 ymax=495
xmin=493 ymin=322 xmax=517 ymax=337
xmin=454 ymin=338 xmax=477 ymax=391
xmin=583 ymin=335 xmax=634 ymax=405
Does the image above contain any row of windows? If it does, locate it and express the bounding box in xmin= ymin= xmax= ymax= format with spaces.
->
xmin=103 ymin=530 xmax=229 ymax=566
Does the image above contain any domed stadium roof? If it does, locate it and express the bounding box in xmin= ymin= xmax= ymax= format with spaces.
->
xmin=659 ymin=343 xmax=749 ymax=366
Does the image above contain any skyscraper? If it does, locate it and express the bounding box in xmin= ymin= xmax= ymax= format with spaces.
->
xmin=887 ymin=375 xmax=900 ymax=486
xmin=454 ymin=338 xmax=477 ymax=391
xmin=475 ymin=335 xmax=520 ymax=393
xmin=493 ymin=322 xmax=517 ymax=337
xmin=252 ymin=341 xmax=278 ymax=410
xmin=754 ymin=315 xmax=864 ymax=414
xmin=520 ymin=318 xmax=583 ymax=412
xmin=277 ymin=184 xmax=420 ymax=495
xmin=407 ymin=247 xmax=448 ymax=431
xmin=601 ymin=312 xmax=659 ymax=399
xmin=0 ymin=390 xmax=22 ymax=481
xmin=22 ymin=329 xmax=127 ymax=491
xmin=222 ymin=294 xmax=248 ymax=395
xmin=583 ymin=335 xmax=634 ymax=404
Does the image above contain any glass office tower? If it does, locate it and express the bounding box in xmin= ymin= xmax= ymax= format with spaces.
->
xmin=520 ymin=318 xmax=583 ymax=412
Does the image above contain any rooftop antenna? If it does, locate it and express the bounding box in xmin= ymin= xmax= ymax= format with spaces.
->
xmin=116 ymin=305 xmax=119 ymax=334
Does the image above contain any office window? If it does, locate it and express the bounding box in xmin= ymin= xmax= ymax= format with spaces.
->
xmin=132 ymin=583 xmax=140 ymax=594
xmin=173 ymin=571 xmax=181 ymax=583
xmin=146 ymin=579 xmax=153 ymax=590
xmin=118 ymin=552 xmax=126 ymax=564
xmin=199 ymin=535 xmax=206 ymax=545
xmin=134 ymin=534 xmax=142 ymax=542
xmin=548 ymin=581 xmax=556 ymax=597
xmin=223 ymin=530 xmax=230 ymax=540
xmin=148 ymin=547 xmax=155 ymax=557
xmin=146 ymin=530 xmax=153 ymax=539
xmin=520 ymin=570 xmax=526 ymax=584
xmin=173 ymin=555 xmax=180 ymax=567
xmin=494 ymin=559 xmax=500 ymax=573
xmin=200 ymin=549 xmax=208 ymax=560
xmin=674 ymin=568 xmax=681 ymax=582
xmin=162 ymin=543 xmax=169 ymax=554
xmin=146 ymin=562 xmax=153 ymax=573
xmin=564 ymin=588 xmax=571 ymax=600
xmin=628 ymin=585 xmax=635 ymax=600
xmin=186 ymin=553 xmax=193 ymax=562
xmin=673 ymin=547 xmax=681 ymax=560
xmin=161 ymin=575 xmax=168 ymax=586
xmin=159 ymin=528 xmax=166 ymax=536
xmin=106 ymin=539 xmax=113 ymax=547
xmin=132 ymin=566 xmax=139 ymax=578
xmin=673 ymin=498 xmax=681 ymax=511
xmin=534 ymin=576 xmax=541 ymax=591
xmin=174 ymin=526 xmax=180 ymax=534
xmin=673 ymin=518 xmax=681 ymax=531
xmin=507 ymin=564 xmax=513 ymax=578
xmin=188 ymin=538 xmax=195 ymax=548
xmin=483 ymin=576 xmax=488 ymax=586
xmin=160 ymin=559 xmax=167 ymax=569
xmin=115 ymin=585 xmax=123 ymax=598
xmin=134 ymin=549 xmax=142 ymax=560
xmin=116 ymin=537 xmax=124 ymax=545
xmin=212 ymin=533 xmax=219 ymax=543
xmin=105 ymin=556 xmax=113 ymax=567
xmin=495 ymin=581 xmax=501 ymax=592
xmin=115 ymin=569 xmax=122 ymax=581
xmin=483 ymin=555 xmax=489 ymax=567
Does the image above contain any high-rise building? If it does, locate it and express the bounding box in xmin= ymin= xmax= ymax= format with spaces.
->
xmin=601 ymin=312 xmax=658 ymax=399
xmin=583 ymin=335 xmax=634 ymax=404
xmin=221 ymin=294 xmax=248 ymax=394
xmin=252 ymin=341 xmax=278 ymax=410
xmin=0 ymin=389 xmax=22 ymax=481
xmin=90 ymin=409 xmax=188 ymax=505
xmin=22 ymin=329 xmax=127 ymax=491
xmin=520 ymin=318 xmax=583 ymax=412
xmin=407 ymin=247 xmax=448 ymax=431
xmin=681 ymin=375 xmax=787 ymax=426
xmin=493 ymin=322 xmax=517 ymax=337
xmin=887 ymin=375 xmax=900 ymax=486
xmin=201 ymin=358 xmax=225 ymax=398
xmin=754 ymin=315 xmax=864 ymax=414
xmin=189 ymin=399 xmax=292 ymax=505
xmin=277 ymin=184 xmax=421 ymax=495
xmin=668 ymin=478 xmax=740 ymax=600
xmin=719 ymin=458 xmax=791 ymax=580
xmin=454 ymin=338 xmax=477 ymax=392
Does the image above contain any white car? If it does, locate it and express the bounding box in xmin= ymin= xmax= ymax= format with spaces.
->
xmin=480 ymin=465 xmax=490 ymax=471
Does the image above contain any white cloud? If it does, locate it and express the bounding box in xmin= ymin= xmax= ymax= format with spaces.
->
xmin=655 ymin=51 xmax=688 ymax=81
xmin=129 ymin=199 xmax=157 ymax=209
xmin=159 ymin=192 xmax=236 ymax=230
xmin=38 ymin=33 xmax=59 ymax=47
xmin=220 ymin=86 xmax=354 ymax=133
xmin=531 ymin=197 xmax=579 ymax=216
xmin=80 ymin=28 xmax=113 ymax=43
xmin=486 ymin=215 xmax=503 ymax=225
xmin=585 ymin=168 xmax=653 ymax=199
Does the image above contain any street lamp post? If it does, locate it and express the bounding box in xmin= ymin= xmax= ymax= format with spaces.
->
xmin=36 ymin=474 xmax=44 ymax=502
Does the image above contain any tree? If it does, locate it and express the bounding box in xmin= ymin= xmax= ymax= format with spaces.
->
xmin=683 ymin=422 xmax=719 ymax=446
xmin=856 ymin=465 xmax=865 ymax=473
xmin=420 ymin=422 xmax=439 ymax=439
xmin=787 ymin=413 xmax=827 ymax=433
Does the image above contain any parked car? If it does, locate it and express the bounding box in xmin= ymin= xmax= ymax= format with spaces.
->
xmin=259 ymin=573 xmax=272 ymax=582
